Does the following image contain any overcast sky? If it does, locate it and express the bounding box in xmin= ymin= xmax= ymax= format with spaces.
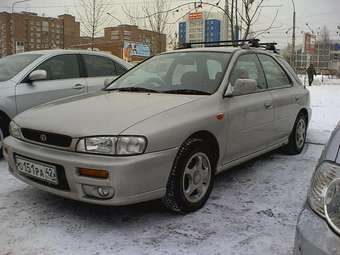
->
xmin=1 ymin=0 xmax=339 ymax=48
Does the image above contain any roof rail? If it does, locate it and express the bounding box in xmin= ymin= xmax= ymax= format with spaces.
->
xmin=177 ymin=39 xmax=278 ymax=53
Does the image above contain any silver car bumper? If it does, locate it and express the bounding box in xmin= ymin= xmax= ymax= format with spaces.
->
xmin=294 ymin=204 xmax=340 ymax=255
xmin=4 ymin=136 xmax=178 ymax=206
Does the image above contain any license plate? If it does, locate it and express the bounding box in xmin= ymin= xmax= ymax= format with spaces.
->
xmin=15 ymin=156 xmax=59 ymax=185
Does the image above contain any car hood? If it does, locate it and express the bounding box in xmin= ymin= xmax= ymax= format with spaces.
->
xmin=14 ymin=91 xmax=204 ymax=137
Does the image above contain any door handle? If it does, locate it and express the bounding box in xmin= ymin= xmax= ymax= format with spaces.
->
xmin=72 ymin=84 xmax=85 ymax=90
xmin=264 ymin=103 xmax=273 ymax=110
xmin=295 ymin=96 xmax=301 ymax=102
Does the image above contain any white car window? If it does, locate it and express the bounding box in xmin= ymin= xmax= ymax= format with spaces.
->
xmin=258 ymin=54 xmax=292 ymax=89
xmin=36 ymin=54 xmax=80 ymax=80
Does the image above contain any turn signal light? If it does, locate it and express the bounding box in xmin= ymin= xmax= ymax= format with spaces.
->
xmin=79 ymin=168 xmax=109 ymax=179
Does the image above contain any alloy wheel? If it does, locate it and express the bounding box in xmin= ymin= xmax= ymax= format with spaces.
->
xmin=296 ymin=118 xmax=306 ymax=149
xmin=182 ymin=152 xmax=212 ymax=203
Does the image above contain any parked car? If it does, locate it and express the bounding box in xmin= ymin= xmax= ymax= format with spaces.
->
xmin=3 ymin=45 xmax=311 ymax=213
xmin=0 ymin=50 xmax=132 ymax=158
xmin=294 ymin=122 xmax=340 ymax=255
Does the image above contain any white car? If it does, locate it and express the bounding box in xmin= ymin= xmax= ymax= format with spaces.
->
xmin=0 ymin=50 xmax=132 ymax=157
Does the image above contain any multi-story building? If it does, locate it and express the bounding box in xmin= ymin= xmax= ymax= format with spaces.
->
xmin=72 ymin=24 xmax=166 ymax=62
xmin=0 ymin=12 xmax=80 ymax=57
xmin=178 ymin=11 xmax=231 ymax=46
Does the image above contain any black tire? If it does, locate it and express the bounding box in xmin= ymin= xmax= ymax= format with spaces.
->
xmin=162 ymin=138 xmax=216 ymax=214
xmin=0 ymin=116 xmax=10 ymax=160
xmin=284 ymin=113 xmax=307 ymax=155
xmin=0 ymin=122 xmax=5 ymax=160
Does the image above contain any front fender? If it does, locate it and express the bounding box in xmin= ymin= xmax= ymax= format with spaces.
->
xmin=121 ymin=95 xmax=226 ymax=159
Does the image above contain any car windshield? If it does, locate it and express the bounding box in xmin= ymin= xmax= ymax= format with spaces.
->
xmin=0 ymin=54 xmax=42 ymax=82
xmin=106 ymin=52 xmax=231 ymax=95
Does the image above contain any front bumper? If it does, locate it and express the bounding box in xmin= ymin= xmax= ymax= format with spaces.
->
xmin=4 ymin=136 xmax=178 ymax=206
xmin=294 ymin=204 xmax=340 ymax=255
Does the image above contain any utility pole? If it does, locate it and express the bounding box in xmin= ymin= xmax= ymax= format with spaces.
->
xmin=291 ymin=0 xmax=296 ymax=68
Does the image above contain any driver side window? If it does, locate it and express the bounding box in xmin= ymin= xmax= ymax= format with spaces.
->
xmin=229 ymin=54 xmax=267 ymax=91
xmin=35 ymin=54 xmax=80 ymax=80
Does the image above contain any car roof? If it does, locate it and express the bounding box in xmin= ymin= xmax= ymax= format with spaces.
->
xmin=19 ymin=49 xmax=115 ymax=57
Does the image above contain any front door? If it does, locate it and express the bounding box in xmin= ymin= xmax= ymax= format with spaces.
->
xmin=16 ymin=54 xmax=86 ymax=114
xmin=222 ymin=53 xmax=275 ymax=164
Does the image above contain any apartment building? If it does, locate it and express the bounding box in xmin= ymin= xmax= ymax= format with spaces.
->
xmin=0 ymin=12 xmax=80 ymax=57
xmin=178 ymin=11 xmax=231 ymax=46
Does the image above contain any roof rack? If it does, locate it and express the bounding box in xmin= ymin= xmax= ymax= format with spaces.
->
xmin=177 ymin=39 xmax=278 ymax=53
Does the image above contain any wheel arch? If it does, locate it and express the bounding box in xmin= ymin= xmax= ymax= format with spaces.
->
xmin=185 ymin=130 xmax=220 ymax=168
xmin=0 ymin=110 xmax=11 ymax=135
xmin=298 ymin=108 xmax=309 ymax=124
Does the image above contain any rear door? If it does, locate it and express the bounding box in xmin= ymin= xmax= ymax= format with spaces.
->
xmin=81 ymin=54 xmax=128 ymax=93
xmin=223 ymin=53 xmax=275 ymax=163
xmin=257 ymin=54 xmax=301 ymax=142
xmin=16 ymin=54 xmax=86 ymax=113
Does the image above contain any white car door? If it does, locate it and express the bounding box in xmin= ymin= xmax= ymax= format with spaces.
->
xmin=81 ymin=54 xmax=128 ymax=93
xmin=16 ymin=54 xmax=86 ymax=113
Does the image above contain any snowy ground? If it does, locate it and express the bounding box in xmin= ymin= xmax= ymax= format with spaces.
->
xmin=1 ymin=85 xmax=340 ymax=255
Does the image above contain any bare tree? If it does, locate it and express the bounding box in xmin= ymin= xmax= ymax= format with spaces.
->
xmin=77 ymin=0 xmax=111 ymax=50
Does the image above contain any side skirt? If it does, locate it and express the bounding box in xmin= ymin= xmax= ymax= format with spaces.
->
xmin=216 ymin=139 xmax=289 ymax=175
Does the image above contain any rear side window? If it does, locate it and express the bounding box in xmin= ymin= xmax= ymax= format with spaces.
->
xmin=82 ymin=55 xmax=117 ymax=77
xmin=258 ymin=54 xmax=292 ymax=89
xmin=229 ymin=54 xmax=267 ymax=91
xmin=37 ymin=54 xmax=80 ymax=80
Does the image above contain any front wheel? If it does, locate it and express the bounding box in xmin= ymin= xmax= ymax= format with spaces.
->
xmin=284 ymin=113 xmax=307 ymax=155
xmin=162 ymin=138 xmax=216 ymax=213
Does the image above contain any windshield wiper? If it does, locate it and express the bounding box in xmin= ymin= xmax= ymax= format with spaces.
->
xmin=163 ymin=89 xmax=211 ymax=95
xmin=106 ymin=87 xmax=160 ymax=93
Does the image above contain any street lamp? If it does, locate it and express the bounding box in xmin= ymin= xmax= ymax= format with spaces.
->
xmin=106 ymin=13 xmax=123 ymax=25
xmin=11 ymin=0 xmax=30 ymax=54
xmin=11 ymin=0 xmax=30 ymax=13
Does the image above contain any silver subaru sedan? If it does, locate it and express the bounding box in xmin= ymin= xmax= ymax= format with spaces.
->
xmin=294 ymin=122 xmax=340 ymax=255
xmin=4 ymin=46 xmax=311 ymax=213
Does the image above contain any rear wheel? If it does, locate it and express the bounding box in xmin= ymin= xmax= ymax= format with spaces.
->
xmin=284 ymin=113 xmax=307 ymax=155
xmin=162 ymin=138 xmax=216 ymax=213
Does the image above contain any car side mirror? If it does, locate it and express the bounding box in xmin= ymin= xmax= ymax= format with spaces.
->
xmin=29 ymin=70 xmax=47 ymax=82
xmin=227 ymin=79 xmax=258 ymax=97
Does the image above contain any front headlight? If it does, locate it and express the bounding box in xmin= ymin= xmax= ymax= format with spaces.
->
xmin=9 ymin=121 xmax=22 ymax=139
xmin=308 ymin=161 xmax=340 ymax=217
xmin=76 ymin=136 xmax=147 ymax=156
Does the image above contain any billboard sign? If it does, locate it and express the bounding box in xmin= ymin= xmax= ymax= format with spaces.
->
xmin=123 ymin=41 xmax=151 ymax=62
xmin=188 ymin=12 xmax=203 ymax=21
xmin=304 ymin=33 xmax=316 ymax=54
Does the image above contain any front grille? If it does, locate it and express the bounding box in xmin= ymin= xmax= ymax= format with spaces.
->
xmin=15 ymin=154 xmax=70 ymax=191
xmin=21 ymin=128 xmax=72 ymax=148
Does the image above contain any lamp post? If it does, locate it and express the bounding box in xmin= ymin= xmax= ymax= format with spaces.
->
xmin=11 ymin=0 xmax=30 ymax=55
xmin=106 ymin=13 xmax=123 ymax=25
xmin=291 ymin=0 xmax=296 ymax=68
